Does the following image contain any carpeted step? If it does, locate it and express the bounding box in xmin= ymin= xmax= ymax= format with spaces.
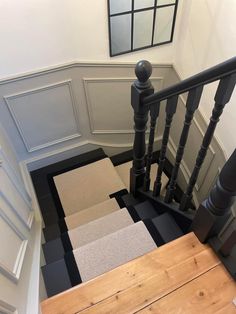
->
xmin=115 ymin=161 xmax=169 ymax=194
xmin=43 ymin=208 xmax=134 ymax=264
xmin=53 ymin=158 xmax=126 ymax=216
xmin=42 ymin=221 xmax=157 ymax=297
xmin=43 ymin=198 xmax=121 ymax=242
xmin=74 ymin=221 xmax=157 ymax=282
xmin=146 ymin=212 xmax=184 ymax=246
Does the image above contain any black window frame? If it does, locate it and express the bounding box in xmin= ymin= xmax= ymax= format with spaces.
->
xmin=108 ymin=0 xmax=179 ymax=57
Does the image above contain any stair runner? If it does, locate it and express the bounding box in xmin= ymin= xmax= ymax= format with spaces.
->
xmin=31 ymin=149 xmax=183 ymax=299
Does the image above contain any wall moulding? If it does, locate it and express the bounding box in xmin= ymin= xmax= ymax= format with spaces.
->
xmin=0 ymin=300 xmax=18 ymax=314
xmin=83 ymin=76 xmax=164 ymax=134
xmin=0 ymin=200 xmax=28 ymax=283
xmin=0 ymin=61 xmax=173 ymax=85
xmin=4 ymin=80 xmax=81 ymax=153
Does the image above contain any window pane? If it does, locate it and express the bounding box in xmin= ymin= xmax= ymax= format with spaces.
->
xmin=110 ymin=14 xmax=131 ymax=55
xmin=133 ymin=10 xmax=153 ymax=49
xmin=134 ymin=0 xmax=154 ymax=10
xmin=109 ymin=0 xmax=132 ymax=15
xmin=154 ymin=6 xmax=175 ymax=44
xmin=157 ymin=0 xmax=176 ymax=5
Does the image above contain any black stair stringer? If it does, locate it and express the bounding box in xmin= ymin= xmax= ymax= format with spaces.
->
xmin=137 ymin=189 xmax=194 ymax=234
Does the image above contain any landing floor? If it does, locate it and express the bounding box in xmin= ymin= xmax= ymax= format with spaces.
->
xmin=41 ymin=232 xmax=236 ymax=313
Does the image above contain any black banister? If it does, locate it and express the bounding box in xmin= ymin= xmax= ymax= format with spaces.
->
xmin=164 ymin=86 xmax=203 ymax=203
xmin=191 ymin=149 xmax=236 ymax=279
xmin=153 ymin=95 xmax=178 ymax=197
xmin=192 ymin=149 xmax=236 ymax=243
xmin=180 ymin=74 xmax=236 ymax=211
xmin=143 ymin=103 xmax=160 ymax=192
xmin=130 ymin=60 xmax=154 ymax=196
xmin=143 ymin=57 xmax=236 ymax=106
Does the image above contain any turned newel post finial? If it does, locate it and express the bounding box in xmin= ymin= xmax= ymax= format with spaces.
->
xmin=130 ymin=60 xmax=154 ymax=196
xmin=135 ymin=60 xmax=153 ymax=89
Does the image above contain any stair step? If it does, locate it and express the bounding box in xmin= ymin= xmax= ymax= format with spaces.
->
xmin=31 ymin=148 xmax=106 ymax=202
xmin=41 ymin=259 xmax=72 ymax=298
xmin=147 ymin=212 xmax=184 ymax=246
xmin=42 ymin=221 xmax=156 ymax=297
xmin=74 ymin=221 xmax=157 ymax=282
xmin=43 ymin=198 xmax=121 ymax=242
xmin=43 ymin=208 xmax=134 ymax=264
xmin=53 ymin=158 xmax=126 ymax=216
xmin=134 ymin=200 xmax=158 ymax=221
xmin=115 ymin=161 xmax=169 ymax=194
xmin=121 ymin=193 xmax=141 ymax=207
xmin=126 ymin=200 xmax=158 ymax=223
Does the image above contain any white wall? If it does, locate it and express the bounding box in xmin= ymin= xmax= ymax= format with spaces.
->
xmin=0 ymin=0 xmax=176 ymax=79
xmin=0 ymin=0 xmax=235 ymax=158
xmin=174 ymin=0 xmax=236 ymax=157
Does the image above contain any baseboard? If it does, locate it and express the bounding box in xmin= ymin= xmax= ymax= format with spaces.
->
xmin=24 ymin=137 xmax=163 ymax=172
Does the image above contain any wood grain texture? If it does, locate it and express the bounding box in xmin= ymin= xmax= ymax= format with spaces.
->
xmin=78 ymin=248 xmax=219 ymax=314
xmin=138 ymin=265 xmax=236 ymax=314
xmin=41 ymin=233 xmax=223 ymax=314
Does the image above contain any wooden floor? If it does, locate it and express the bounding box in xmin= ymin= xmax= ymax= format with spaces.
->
xmin=41 ymin=232 xmax=236 ymax=314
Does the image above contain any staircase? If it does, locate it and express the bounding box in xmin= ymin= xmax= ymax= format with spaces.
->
xmin=33 ymin=148 xmax=182 ymax=298
xmin=32 ymin=57 xmax=236 ymax=313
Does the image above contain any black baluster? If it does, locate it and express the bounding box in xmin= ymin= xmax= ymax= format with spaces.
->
xmin=165 ymin=86 xmax=203 ymax=203
xmin=192 ymin=149 xmax=236 ymax=243
xmin=153 ymin=95 xmax=178 ymax=197
xmin=130 ymin=60 xmax=154 ymax=196
xmin=143 ymin=103 xmax=160 ymax=191
xmin=180 ymin=74 xmax=236 ymax=211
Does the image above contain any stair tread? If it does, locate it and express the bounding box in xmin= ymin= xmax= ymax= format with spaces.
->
xmin=41 ymin=259 xmax=72 ymax=298
xmin=152 ymin=212 xmax=184 ymax=243
xmin=74 ymin=221 xmax=157 ymax=282
xmin=134 ymin=200 xmax=158 ymax=220
xmin=43 ymin=208 xmax=135 ymax=264
xmin=64 ymin=197 xmax=121 ymax=230
xmin=31 ymin=148 xmax=106 ymax=199
xmin=43 ymin=198 xmax=121 ymax=242
xmin=43 ymin=237 xmax=66 ymax=265
xmin=121 ymin=193 xmax=141 ymax=207
xmin=68 ymin=207 xmax=134 ymax=250
xmin=54 ymin=158 xmax=126 ymax=216
xmin=115 ymin=161 xmax=169 ymax=193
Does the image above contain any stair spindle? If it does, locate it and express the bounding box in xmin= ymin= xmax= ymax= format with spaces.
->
xmin=130 ymin=60 xmax=154 ymax=196
xmin=143 ymin=103 xmax=160 ymax=191
xmin=165 ymin=86 xmax=203 ymax=203
xmin=180 ymin=74 xmax=236 ymax=211
xmin=153 ymin=95 xmax=178 ymax=197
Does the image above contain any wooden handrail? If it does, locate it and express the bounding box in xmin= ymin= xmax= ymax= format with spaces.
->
xmin=143 ymin=57 xmax=236 ymax=106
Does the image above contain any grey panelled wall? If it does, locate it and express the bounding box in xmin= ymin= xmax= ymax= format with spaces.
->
xmin=0 ymin=62 xmax=169 ymax=162
xmin=0 ymin=61 xmax=226 ymax=208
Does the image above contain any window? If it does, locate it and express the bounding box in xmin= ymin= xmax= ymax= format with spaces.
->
xmin=108 ymin=0 xmax=179 ymax=56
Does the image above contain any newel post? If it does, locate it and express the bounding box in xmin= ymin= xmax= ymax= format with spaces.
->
xmin=130 ymin=60 xmax=154 ymax=196
xmin=192 ymin=149 xmax=236 ymax=243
